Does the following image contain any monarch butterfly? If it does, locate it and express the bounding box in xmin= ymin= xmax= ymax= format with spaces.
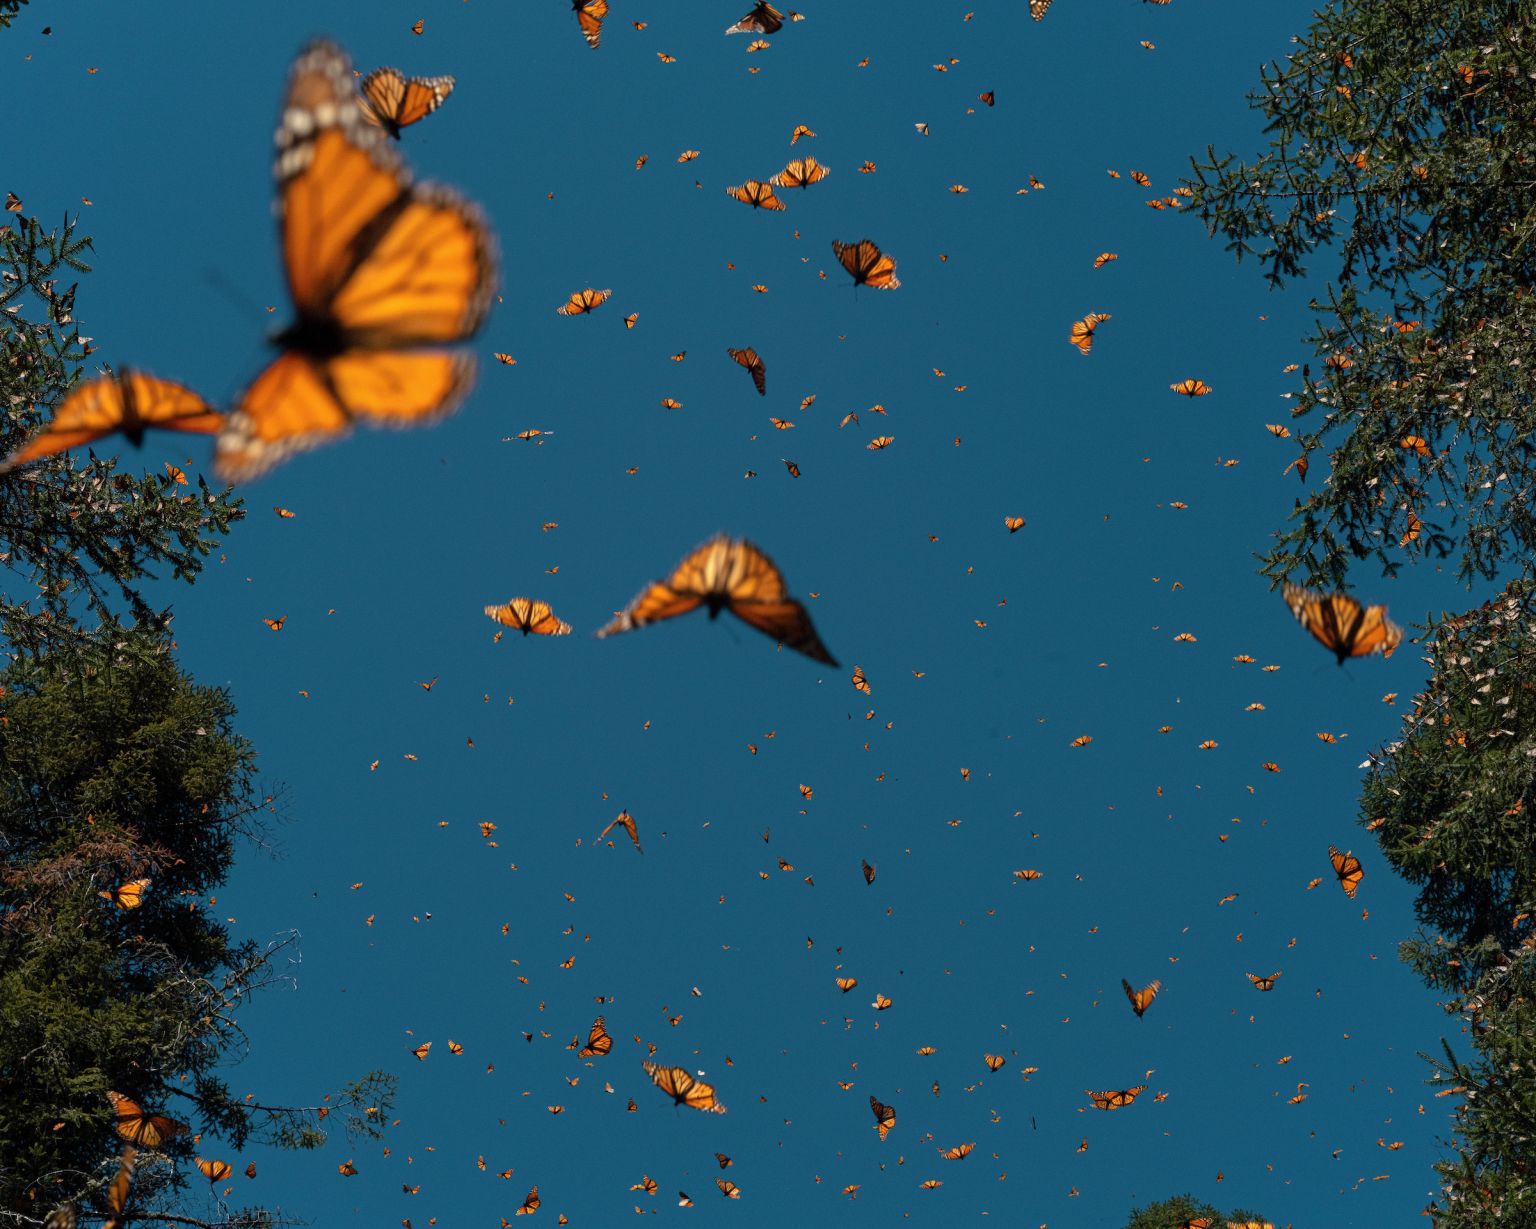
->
xmin=214 ymin=41 xmax=495 ymax=481
xmin=831 ymin=239 xmax=900 ymax=289
xmin=836 ymin=976 xmax=858 ymax=992
xmin=598 ymin=809 xmax=643 ymax=853
xmin=579 ymin=1015 xmax=614 ymax=1057
xmin=726 ymin=180 xmax=787 ymax=211
xmin=1121 ymin=978 xmax=1161 ymax=1018
xmin=1282 ymin=583 xmax=1403 ymax=664
xmin=1093 ymin=252 xmax=1118 ymax=267
xmin=1068 ymin=312 xmax=1111 ymax=355
xmin=98 ymin=878 xmax=151 ymax=910
xmin=872 ymin=993 xmax=892 ymax=1009
xmin=483 ymin=598 xmax=572 ymax=636
xmin=515 ymin=1185 xmax=540 ymax=1215
xmin=262 ymin=615 xmax=287 ymax=631
xmin=1248 ymin=971 xmax=1281 ymax=991
xmin=982 ymin=1053 xmax=1006 ymax=1072
xmin=196 ymin=1159 xmax=233 ymax=1183
xmin=357 ymin=67 xmax=455 ymax=138
xmin=596 ymin=535 xmax=837 ymax=665
xmin=939 ymin=1142 xmax=975 ymax=1160
xmin=556 ymin=287 xmax=612 ymax=316
xmin=106 ymin=1092 xmax=188 ymax=1148
xmin=1171 ymin=378 xmax=1212 ymax=397
xmin=790 ymin=124 xmax=815 ymax=144
xmin=726 ymin=2 xmax=784 ymax=33
xmin=920 ymin=1179 xmax=944 ymax=1190
xmin=870 ymin=1095 xmax=896 ymax=1140
xmin=867 ymin=435 xmax=894 ymax=450
xmin=0 ymin=369 xmax=222 ymax=474
xmin=641 ymin=1061 xmax=726 ymax=1112
xmin=851 ymin=665 xmax=871 ymax=694
xmin=102 ymin=1147 xmax=135 ymax=1229
xmin=1329 ymin=845 xmax=1364 ymax=898
xmin=770 ymin=157 xmax=830 ymax=189
xmin=1084 ymin=1086 xmax=1145 ymax=1110
xmin=1004 ymin=516 xmax=1026 ymax=533
xmin=978 ymin=91 xmax=995 ymax=106
xmin=861 ymin=858 xmax=876 ymax=884
xmin=1029 ymin=0 xmax=1052 ymax=18
xmin=573 ymin=0 xmax=607 ymax=47
xmin=716 ymin=1179 xmax=741 ymax=1199
xmin=1013 ymin=868 xmax=1042 ymax=880
xmin=715 ymin=1152 xmax=733 ymax=1168
xmin=43 ymin=1205 xmax=78 ymax=1229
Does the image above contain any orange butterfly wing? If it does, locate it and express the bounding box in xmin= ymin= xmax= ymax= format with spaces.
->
xmin=579 ymin=1015 xmax=614 ymax=1057
xmin=577 ymin=0 xmax=608 ymax=47
xmin=360 ymin=67 xmax=455 ymax=137
xmin=106 ymin=1092 xmax=187 ymax=1148
xmin=1329 ymin=844 xmax=1364 ymax=897
xmin=727 ymin=347 xmax=767 ymax=396
xmin=215 ymin=42 xmax=494 ymax=481
xmin=870 ymin=1095 xmax=895 ymax=1140
xmin=1 ymin=371 xmax=221 ymax=473
xmin=1283 ymin=583 xmax=1402 ymax=663
xmin=832 ymin=239 xmax=899 ymax=289
xmin=484 ymin=597 xmax=572 ymax=636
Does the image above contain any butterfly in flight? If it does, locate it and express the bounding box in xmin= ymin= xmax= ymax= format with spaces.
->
xmin=556 ymin=287 xmax=612 ymax=315
xmin=98 ymin=879 xmax=151 ymax=910
xmin=1282 ymin=583 xmax=1403 ymax=664
xmin=1121 ymin=978 xmax=1161 ymax=1018
xmin=869 ymin=1095 xmax=896 ymax=1140
xmin=1084 ymin=1085 xmax=1146 ymax=1110
xmin=726 ymin=346 xmax=767 ymax=396
xmin=1068 ymin=312 xmax=1111 ymax=355
xmin=642 ymin=1061 xmax=726 ymax=1112
xmin=357 ymin=66 xmax=455 ymax=138
xmin=726 ymin=180 xmax=787 ymax=211
xmin=573 ymin=0 xmax=607 ymax=47
xmin=0 ymin=368 xmax=222 ymax=474
xmin=578 ymin=1015 xmax=614 ymax=1057
xmin=597 ymin=535 xmax=837 ymax=665
xmin=771 ymin=157 xmax=830 ymax=189
xmin=106 ymin=1092 xmax=188 ymax=1148
xmin=831 ymin=239 xmax=900 ymax=289
xmin=726 ymin=2 xmax=784 ymax=34
xmin=1247 ymin=971 xmax=1282 ymax=992
xmin=1030 ymin=0 xmax=1053 ymax=18
xmin=483 ymin=598 xmax=572 ymax=636
xmin=214 ymin=41 xmax=496 ymax=481
xmin=598 ymin=809 xmax=644 ymax=854
xmin=1328 ymin=845 xmax=1364 ymax=898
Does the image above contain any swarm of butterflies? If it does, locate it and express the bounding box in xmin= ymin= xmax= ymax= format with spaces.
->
xmin=19 ymin=9 xmax=1406 ymax=1226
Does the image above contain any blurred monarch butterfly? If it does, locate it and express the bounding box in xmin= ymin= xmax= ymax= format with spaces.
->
xmin=42 ymin=1205 xmax=78 ymax=1229
xmin=579 ymin=1016 xmax=614 ymax=1057
xmin=1329 ymin=845 xmax=1364 ymax=898
xmin=790 ymin=124 xmax=815 ymax=144
xmin=1070 ymin=734 xmax=1093 ymax=747
xmin=726 ymin=180 xmax=787 ymax=211
xmin=831 ymin=239 xmax=900 ymax=289
xmin=1013 ymin=868 xmax=1042 ymax=880
xmin=624 ymin=312 xmax=639 ymax=328
xmin=641 ymin=1061 xmax=726 ymax=1112
xmin=107 ymin=1093 xmax=187 ymax=1148
xmin=721 ymin=345 xmax=764 ymax=393
xmin=983 ymin=1054 xmax=1006 ymax=1071
xmin=410 ymin=19 xmax=424 ymax=34
xmin=1030 ymin=0 xmax=1052 ymax=18
xmin=726 ymin=2 xmax=784 ymax=34
xmin=1247 ymin=971 xmax=1281 ymax=991
xmin=1171 ymin=378 xmax=1212 ymax=397
xmin=1093 ymin=252 xmax=1118 ymax=268
xmin=1121 ymin=978 xmax=1161 ymax=1018
xmin=836 ymin=976 xmax=858 ymax=992
xmin=573 ymin=0 xmax=607 ymax=47
xmin=1005 ymin=516 xmax=1026 ymax=533
xmin=1282 ymin=583 xmax=1403 ymax=664
xmin=872 ymin=993 xmax=893 ymax=1009
xmin=677 ymin=1192 xmax=694 ymax=1208
xmin=978 ymin=91 xmax=995 ymax=106
xmin=1084 ymin=1086 xmax=1145 ymax=1110
xmin=868 ymin=435 xmax=894 ymax=450
xmin=1068 ymin=312 xmax=1111 ymax=355
xmin=598 ymin=809 xmax=643 ymax=853
xmin=715 ymin=1152 xmax=733 ymax=1168
xmin=262 ymin=615 xmax=287 ymax=631
xmin=939 ymin=1142 xmax=975 ymax=1160
xmin=557 ymin=287 xmax=612 ymax=315
xmin=98 ymin=878 xmax=151 ymax=910
xmin=101 ymin=1147 xmax=135 ymax=1229
xmin=214 ymin=41 xmax=495 ymax=481
xmin=920 ymin=1179 xmax=944 ymax=1190
xmin=196 ymin=1159 xmax=232 ymax=1183
xmin=716 ymin=1179 xmax=742 ymax=1199
xmin=411 ymin=1041 xmax=432 ymax=1060
xmin=851 ymin=665 xmax=871 ymax=694
xmin=1400 ymin=434 xmax=1431 ymax=455
xmin=515 ymin=1185 xmax=540 ymax=1215
xmin=0 ymin=369 xmax=222 ymax=474
xmin=358 ymin=67 xmax=455 ymax=138
xmin=861 ymin=858 xmax=876 ymax=883
xmin=338 ymin=1159 xmax=358 ymax=1176
xmin=483 ymin=597 xmax=572 ymax=636
xmin=771 ymin=157 xmax=830 ymax=189
xmin=870 ymin=1095 xmax=896 ymax=1140
xmin=596 ymin=535 xmax=837 ymax=665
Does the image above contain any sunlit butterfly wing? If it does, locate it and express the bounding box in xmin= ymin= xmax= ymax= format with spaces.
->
xmin=869 ymin=1095 xmax=895 ymax=1140
xmin=1328 ymin=844 xmax=1364 ymax=898
xmin=484 ymin=597 xmax=572 ymax=636
xmin=1282 ymin=582 xmax=1402 ymax=664
xmin=575 ymin=0 xmax=608 ymax=47
xmin=579 ymin=1015 xmax=614 ymax=1057
xmin=726 ymin=347 xmax=767 ymax=396
xmin=831 ymin=239 xmax=899 ymax=289
xmin=358 ymin=66 xmax=456 ymax=138
xmin=1 ymin=370 xmax=221 ymax=474
xmin=107 ymin=1093 xmax=187 ymax=1148
xmin=1029 ymin=0 xmax=1053 ymax=19
xmin=215 ymin=41 xmax=496 ymax=481
xmin=726 ymin=2 xmax=785 ymax=34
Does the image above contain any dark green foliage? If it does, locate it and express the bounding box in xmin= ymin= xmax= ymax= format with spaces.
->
xmin=1122 ymin=1193 xmax=1270 ymax=1228
xmin=1 ymin=211 xmax=243 ymax=641
xmin=1360 ymin=580 xmax=1536 ymax=1225
xmin=1186 ymin=2 xmax=1536 ymax=588
xmin=0 ymin=1 xmax=28 ymax=32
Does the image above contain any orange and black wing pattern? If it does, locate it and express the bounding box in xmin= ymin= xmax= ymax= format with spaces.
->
xmin=597 ymin=535 xmax=837 ymax=665
xmin=1 ymin=369 xmax=221 ymax=474
xmin=1121 ymin=978 xmax=1161 ymax=1018
xmin=869 ymin=1095 xmax=895 ymax=1140
xmin=1030 ymin=0 xmax=1053 ymax=18
xmin=1069 ymin=312 xmax=1111 ymax=355
xmin=831 ymin=239 xmax=900 ymax=289
xmin=556 ymin=287 xmax=612 ymax=315
xmin=726 ymin=180 xmax=787 ymax=211
xmin=1084 ymin=1085 xmax=1146 ymax=1110
xmin=484 ymin=597 xmax=572 ymax=636
xmin=642 ymin=1061 xmax=726 ymax=1113
xmin=726 ymin=346 xmax=767 ymax=396
xmin=726 ymin=2 xmax=785 ymax=34
xmin=578 ymin=1015 xmax=614 ymax=1057
xmin=770 ymin=157 xmax=830 ymax=189
xmin=358 ymin=66 xmax=456 ymax=138
xmin=106 ymin=1091 xmax=188 ymax=1149
xmin=1282 ymin=582 xmax=1403 ymax=664
xmin=1329 ymin=845 xmax=1364 ymax=898
xmin=215 ymin=41 xmax=496 ymax=481
xmin=574 ymin=0 xmax=608 ymax=48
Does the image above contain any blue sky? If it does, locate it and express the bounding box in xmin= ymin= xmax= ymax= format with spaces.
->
xmin=10 ymin=1 xmax=1479 ymax=1225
